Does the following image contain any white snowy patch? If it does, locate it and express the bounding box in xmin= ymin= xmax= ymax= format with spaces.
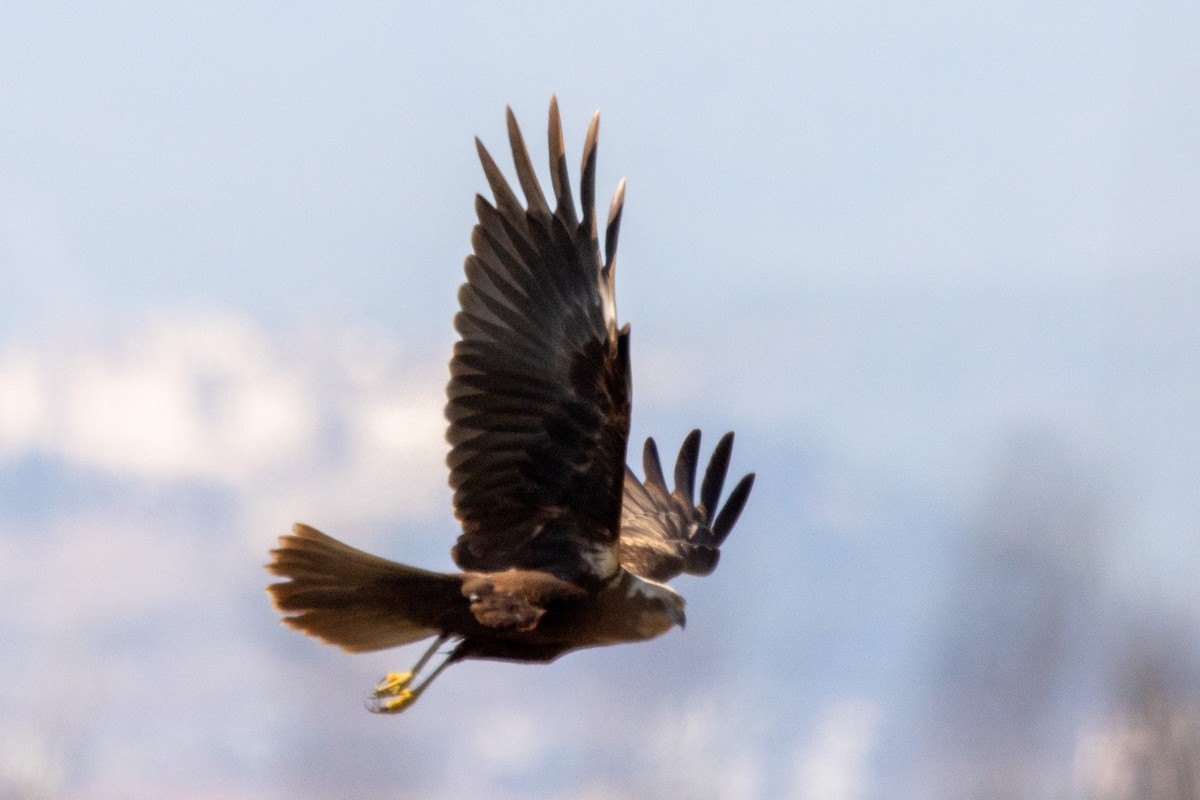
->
xmin=0 ymin=315 xmax=449 ymax=529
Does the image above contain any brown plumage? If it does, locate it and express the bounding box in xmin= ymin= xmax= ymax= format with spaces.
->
xmin=266 ymin=97 xmax=755 ymax=713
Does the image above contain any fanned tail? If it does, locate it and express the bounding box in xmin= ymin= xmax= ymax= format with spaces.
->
xmin=266 ymin=524 xmax=464 ymax=653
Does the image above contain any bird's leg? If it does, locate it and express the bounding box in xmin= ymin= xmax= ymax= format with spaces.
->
xmin=369 ymin=647 xmax=456 ymax=714
xmin=370 ymin=634 xmax=449 ymax=711
xmin=373 ymin=633 xmax=448 ymax=696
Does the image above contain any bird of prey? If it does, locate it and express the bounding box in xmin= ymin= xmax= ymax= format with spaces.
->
xmin=266 ymin=97 xmax=754 ymax=713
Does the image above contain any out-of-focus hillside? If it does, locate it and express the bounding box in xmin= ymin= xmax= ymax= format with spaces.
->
xmin=0 ymin=303 xmax=1195 ymax=798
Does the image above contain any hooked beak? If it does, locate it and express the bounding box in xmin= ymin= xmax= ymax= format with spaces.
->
xmin=671 ymin=604 xmax=687 ymax=630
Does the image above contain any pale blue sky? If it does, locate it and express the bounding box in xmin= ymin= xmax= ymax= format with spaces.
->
xmin=5 ymin=3 xmax=1197 ymax=331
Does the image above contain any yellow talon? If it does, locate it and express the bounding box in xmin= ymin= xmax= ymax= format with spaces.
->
xmin=373 ymin=671 xmax=414 ymax=697
xmin=370 ymin=688 xmax=421 ymax=714
xmin=384 ymin=689 xmax=418 ymax=712
xmin=365 ymin=636 xmax=452 ymax=713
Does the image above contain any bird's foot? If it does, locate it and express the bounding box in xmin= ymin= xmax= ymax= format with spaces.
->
xmin=368 ymin=672 xmax=424 ymax=713
xmin=368 ymin=687 xmax=422 ymax=714
xmin=373 ymin=671 xmax=414 ymax=698
xmin=365 ymin=636 xmax=453 ymax=715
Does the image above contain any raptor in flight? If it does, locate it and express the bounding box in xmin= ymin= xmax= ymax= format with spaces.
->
xmin=267 ymin=97 xmax=754 ymax=713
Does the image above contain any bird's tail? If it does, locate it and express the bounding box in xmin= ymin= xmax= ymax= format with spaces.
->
xmin=266 ymin=523 xmax=464 ymax=653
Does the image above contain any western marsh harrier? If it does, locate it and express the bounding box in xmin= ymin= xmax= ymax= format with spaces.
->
xmin=266 ymin=98 xmax=754 ymax=713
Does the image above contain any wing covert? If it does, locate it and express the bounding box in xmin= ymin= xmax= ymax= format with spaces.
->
xmin=619 ymin=431 xmax=755 ymax=583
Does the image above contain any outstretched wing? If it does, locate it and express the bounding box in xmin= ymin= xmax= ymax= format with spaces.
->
xmin=619 ymin=430 xmax=755 ymax=583
xmin=446 ymin=97 xmax=630 ymax=587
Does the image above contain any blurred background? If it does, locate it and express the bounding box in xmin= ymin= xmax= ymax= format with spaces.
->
xmin=2 ymin=2 xmax=1198 ymax=798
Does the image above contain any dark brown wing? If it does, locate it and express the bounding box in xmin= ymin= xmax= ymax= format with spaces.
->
xmin=619 ymin=430 xmax=755 ymax=583
xmin=446 ymin=97 xmax=630 ymax=586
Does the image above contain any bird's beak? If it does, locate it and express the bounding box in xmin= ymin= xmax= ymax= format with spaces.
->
xmin=672 ymin=605 xmax=687 ymax=630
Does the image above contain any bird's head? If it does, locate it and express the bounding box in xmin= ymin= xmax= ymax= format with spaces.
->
xmin=621 ymin=573 xmax=686 ymax=639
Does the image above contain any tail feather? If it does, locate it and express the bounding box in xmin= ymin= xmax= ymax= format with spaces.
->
xmin=266 ymin=523 xmax=464 ymax=653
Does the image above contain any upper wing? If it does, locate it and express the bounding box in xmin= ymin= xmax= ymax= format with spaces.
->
xmin=619 ymin=430 xmax=755 ymax=583
xmin=446 ymin=97 xmax=630 ymax=586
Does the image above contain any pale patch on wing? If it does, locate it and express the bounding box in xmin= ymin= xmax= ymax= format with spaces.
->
xmin=580 ymin=540 xmax=620 ymax=582
xmin=602 ymin=288 xmax=617 ymax=335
